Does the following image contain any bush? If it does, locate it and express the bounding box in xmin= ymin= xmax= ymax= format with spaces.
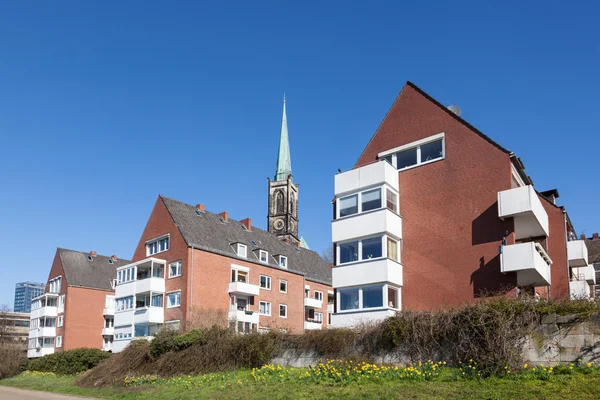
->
xmin=27 ymin=348 xmax=111 ymax=375
xmin=149 ymin=330 xmax=179 ymax=359
xmin=175 ymin=329 xmax=205 ymax=350
xmin=0 ymin=345 xmax=27 ymax=379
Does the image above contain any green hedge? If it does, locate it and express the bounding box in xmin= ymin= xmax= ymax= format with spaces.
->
xmin=27 ymin=348 xmax=111 ymax=375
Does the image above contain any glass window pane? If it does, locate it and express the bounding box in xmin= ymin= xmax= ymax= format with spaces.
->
xmin=361 ymin=189 xmax=381 ymax=212
xmin=386 ymin=190 xmax=397 ymax=213
xmin=363 ymin=285 xmax=384 ymax=308
xmin=362 ymin=237 xmax=382 ymax=260
xmin=339 ymin=288 xmax=359 ymax=310
xmin=382 ymin=155 xmax=393 ymax=166
xmin=420 ymin=139 xmax=443 ymax=162
xmin=388 ymin=287 xmax=398 ymax=309
xmin=396 ymin=147 xmax=417 ymax=169
xmin=387 ymin=238 xmax=398 ymax=261
xmin=339 ymin=195 xmax=358 ymax=217
xmin=339 ymin=241 xmax=359 ymax=264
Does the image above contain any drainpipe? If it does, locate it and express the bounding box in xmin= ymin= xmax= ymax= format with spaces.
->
xmin=563 ymin=210 xmax=570 ymax=299
xmin=189 ymin=246 xmax=195 ymax=328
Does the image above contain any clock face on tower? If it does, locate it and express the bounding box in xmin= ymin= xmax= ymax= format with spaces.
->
xmin=289 ymin=220 xmax=296 ymax=234
xmin=274 ymin=219 xmax=285 ymax=231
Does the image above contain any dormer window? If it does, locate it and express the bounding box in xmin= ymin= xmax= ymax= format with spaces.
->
xmin=236 ymin=243 xmax=247 ymax=258
xmin=259 ymin=250 xmax=268 ymax=263
xmin=278 ymin=255 xmax=288 ymax=269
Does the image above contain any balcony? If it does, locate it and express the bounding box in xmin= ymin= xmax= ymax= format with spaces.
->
xmin=304 ymin=297 xmax=323 ymax=309
xmin=136 ymin=277 xmax=166 ymax=294
xmin=331 ymin=309 xmax=396 ymax=329
xmin=572 ymin=265 xmax=596 ymax=285
xmin=28 ymin=326 xmax=56 ymax=339
xmin=228 ymin=310 xmax=259 ymax=325
xmin=497 ymin=186 xmax=549 ymax=239
xmin=28 ymin=347 xmax=55 ymax=359
xmin=103 ymin=306 xmax=115 ymax=316
xmin=335 ymin=160 xmax=399 ymax=196
xmin=570 ymin=280 xmax=591 ymax=300
xmin=116 ymin=258 xmax=167 ymax=297
xmin=567 ymin=240 xmax=589 ymax=267
xmin=332 ymin=258 xmax=402 ymax=288
xmin=228 ymin=281 xmax=260 ymax=296
xmin=332 ymin=208 xmax=402 ymax=243
xmin=114 ymin=309 xmax=133 ymax=327
xmin=500 ymin=242 xmax=552 ymax=287
xmin=31 ymin=305 xmax=57 ymax=319
xmin=327 ymin=304 xmax=334 ymax=313
xmin=133 ymin=307 xmax=164 ymax=325
xmin=102 ymin=327 xmax=115 ymax=336
xmin=104 ymin=296 xmax=115 ymax=316
xmin=102 ymin=343 xmax=113 ymax=352
xmin=304 ymin=321 xmax=323 ymax=330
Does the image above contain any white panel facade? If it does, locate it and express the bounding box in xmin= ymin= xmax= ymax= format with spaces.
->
xmin=135 ymin=277 xmax=166 ymax=294
xmin=133 ymin=307 xmax=164 ymax=325
xmin=334 ymin=161 xmax=398 ymax=197
xmin=331 ymin=309 xmax=396 ymax=328
xmin=332 ymin=208 xmax=402 ymax=243
xmin=332 ymin=258 xmax=403 ymax=288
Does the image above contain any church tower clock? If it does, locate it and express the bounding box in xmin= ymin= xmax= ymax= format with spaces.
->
xmin=268 ymin=96 xmax=299 ymax=244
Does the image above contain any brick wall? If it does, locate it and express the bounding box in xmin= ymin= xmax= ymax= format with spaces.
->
xmin=63 ymin=286 xmax=110 ymax=350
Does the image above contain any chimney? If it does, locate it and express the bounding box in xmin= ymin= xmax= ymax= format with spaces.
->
xmin=218 ymin=211 xmax=228 ymax=222
xmin=581 ymin=234 xmax=586 ymax=240
xmin=111 ymin=255 xmax=118 ymax=261
xmin=296 ymin=240 xmax=300 ymax=248
xmin=195 ymin=204 xmax=205 ymax=212
xmin=593 ymin=233 xmax=599 ymax=240
xmin=90 ymin=251 xmax=97 ymax=257
xmin=240 ymin=218 xmax=251 ymax=231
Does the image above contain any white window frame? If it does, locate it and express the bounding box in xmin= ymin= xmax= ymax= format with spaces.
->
xmin=231 ymin=265 xmax=250 ymax=283
xmin=336 ymin=284 xmax=400 ymax=313
xmin=258 ymin=249 xmax=269 ymax=263
xmin=57 ymin=316 xmax=63 ymax=327
xmin=168 ymin=261 xmax=182 ymax=278
xmin=116 ymin=296 xmax=134 ymax=312
xmin=49 ymin=276 xmax=62 ymax=294
xmin=259 ymin=301 xmax=271 ymax=316
xmin=279 ymin=279 xmax=288 ymax=293
xmin=117 ymin=266 xmax=136 ymax=285
xmin=278 ymin=255 xmax=288 ymax=269
xmin=146 ymin=235 xmax=170 ymax=256
xmin=279 ymin=304 xmax=287 ymax=318
xmin=378 ymin=132 xmax=445 ymax=171
xmin=167 ymin=291 xmax=181 ymax=308
xmin=314 ymin=291 xmax=323 ymax=301
xmin=314 ymin=312 xmax=323 ymax=323
xmin=336 ymin=186 xmax=398 ymax=219
xmin=260 ymin=275 xmax=272 ymax=290
xmin=236 ymin=243 xmax=247 ymax=258
xmin=56 ymin=336 xmax=62 ymax=348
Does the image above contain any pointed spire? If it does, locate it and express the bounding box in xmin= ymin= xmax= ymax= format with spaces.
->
xmin=274 ymin=95 xmax=292 ymax=181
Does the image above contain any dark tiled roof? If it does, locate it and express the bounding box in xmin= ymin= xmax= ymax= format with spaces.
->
xmin=585 ymin=238 xmax=600 ymax=265
xmin=160 ymin=196 xmax=332 ymax=285
xmin=57 ymin=248 xmax=131 ymax=291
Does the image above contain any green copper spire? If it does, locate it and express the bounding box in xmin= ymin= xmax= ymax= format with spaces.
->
xmin=299 ymin=234 xmax=310 ymax=249
xmin=274 ymin=95 xmax=292 ymax=181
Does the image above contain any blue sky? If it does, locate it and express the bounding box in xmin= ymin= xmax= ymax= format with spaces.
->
xmin=0 ymin=1 xmax=598 ymax=308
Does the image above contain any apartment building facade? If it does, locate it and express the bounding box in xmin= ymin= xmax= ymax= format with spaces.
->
xmin=13 ymin=281 xmax=45 ymax=313
xmin=0 ymin=311 xmax=30 ymax=348
xmin=28 ymin=248 xmax=129 ymax=358
xmin=583 ymin=233 xmax=600 ymax=298
xmin=331 ymin=82 xmax=593 ymax=326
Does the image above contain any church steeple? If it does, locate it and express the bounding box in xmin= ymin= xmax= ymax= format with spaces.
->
xmin=274 ymin=95 xmax=292 ymax=181
xmin=268 ymin=95 xmax=299 ymax=243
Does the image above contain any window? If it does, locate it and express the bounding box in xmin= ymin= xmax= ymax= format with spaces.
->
xmin=339 ymin=288 xmax=359 ymax=311
xmin=49 ymin=277 xmax=62 ymax=294
xmin=43 ymin=337 xmax=54 ymax=347
xmin=151 ymin=294 xmax=163 ymax=307
xmin=314 ymin=312 xmax=323 ymax=323
xmin=55 ymin=336 xmax=62 ymax=348
xmin=259 ymin=250 xmax=268 ymax=263
xmin=278 ymin=255 xmax=288 ymax=268
xmin=339 ymin=194 xmax=358 ymax=217
xmin=379 ymin=135 xmax=445 ymax=170
xmin=259 ymin=301 xmax=271 ymax=316
xmin=339 ymin=241 xmax=359 ymax=264
xmin=387 ymin=237 xmax=399 ymax=262
xmin=279 ymin=280 xmax=288 ymax=293
xmin=363 ymin=285 xmax=384 ymax=308
xmin=58 ymin=316 xmax=63 ymax=327
xmin=167 ymin=291 xmax=181 ymax=308
xmin=231 ymin=268 xmax=248 ymax=283
xmin=361 ymin=189 xmax=381 ymax=212
xmin=169 ymin=261 xmax=182 ymax=278
xmin=165 ymin=320 xmax=181 ymax=332
xmin=116 ymin=296 xmax=134 ymax=311
xmin=279 ymin=304 xmax=287 ymax=318
xmin=314 ymin=291 xmax=323 ymax=301
xmin=260 ymin=275 xmax=271 ymax=290
xmin=30 ymin=319 xmax=38 ymax=330
xmin=388 ymin=287 xmax=399 ymax=309
xmin=386 ymin=190 xmax=398 ymax=213
xmin=362 ymin=237 xmax=383 ymax=260
xmin=117 ymin=267 xmax=135 ymax=284
xmin=146 ymin=235 xmax=169 ymax=256
xmin=236 ymin=243 xmax=247 ymax=258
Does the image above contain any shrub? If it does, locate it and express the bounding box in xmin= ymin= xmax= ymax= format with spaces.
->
xmin=27 ymin=348 xmax=111 ymax=375
xmin=149 ymin=330 xmax=179 ymax=359
xmin=175 ymin=329 xmax=205 ymax=350
xmin=0 ymin=345 xmax=27 ymax=379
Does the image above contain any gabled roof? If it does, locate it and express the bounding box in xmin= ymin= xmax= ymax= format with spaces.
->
xmin=586 ymin=238 xmax=600 ymax=265
xmin=57 ymin=248 xmax=131 ymax=291
xmin=160 ymin=196 xmax=331 ymax=285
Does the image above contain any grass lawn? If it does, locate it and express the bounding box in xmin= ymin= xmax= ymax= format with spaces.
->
xmin=2 ymin=369 xmax=600 ymax=400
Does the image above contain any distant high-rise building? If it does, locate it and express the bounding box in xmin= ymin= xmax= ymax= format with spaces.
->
xmin=14 ymin=282 xmax=45 ymax=313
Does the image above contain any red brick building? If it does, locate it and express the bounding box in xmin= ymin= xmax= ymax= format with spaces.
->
xmin=28 ymin=248 xmax=130 ymax=357
xmin=331 ymin=82 xmax=591 ymax=326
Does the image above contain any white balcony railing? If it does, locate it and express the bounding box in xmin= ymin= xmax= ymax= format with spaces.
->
xmin=327 ymin=304 xmax=334 ymax=313
xmin=498 ymin=185 xmax=549 ymax=239
xmin=572 ymin=265 xmax=596 ymax=285
xmin=333 ymin=258 xmax=402 ymax=288
xmin=500 ymin=242 xmax=552 ymax=287
xmin=228 ymin=281 xmax=260 ymax=296
xmin=567 ymin=240 xmax=589 ymax=268
xmin=331 ymin=309 xmax=396 ymax=328
xmin=332 ymin=208 xmax=402 ymax=243
xmin=102 ymin=343 xmax=113 ymax=352
xmin=228 ymin=310 xmax=260 ymax=324
xmin=133 ymin=307 xmax=164 ymax=325
xmin=31 ymin=305 xmax=58 ymax=320
xmin=570 ymin=280 xmax=591 ymax=300
xmin=304 ymin=297 xmax=323 ymax=309
xmin=334 ymin=161 xmax=399 ymax=197
xmin=28 ymin=347 xmax=55 ymax=358
xmin=135 ymin=277 xmax=166 ymax=294
xmin=304 ymin=321 xmax=323 ymax=330
xmin=102 ymin=327 xmax=115 ymax=336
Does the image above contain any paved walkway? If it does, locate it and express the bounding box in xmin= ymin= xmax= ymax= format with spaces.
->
xmin=0 ymin=386 xmax=96 ymax=400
